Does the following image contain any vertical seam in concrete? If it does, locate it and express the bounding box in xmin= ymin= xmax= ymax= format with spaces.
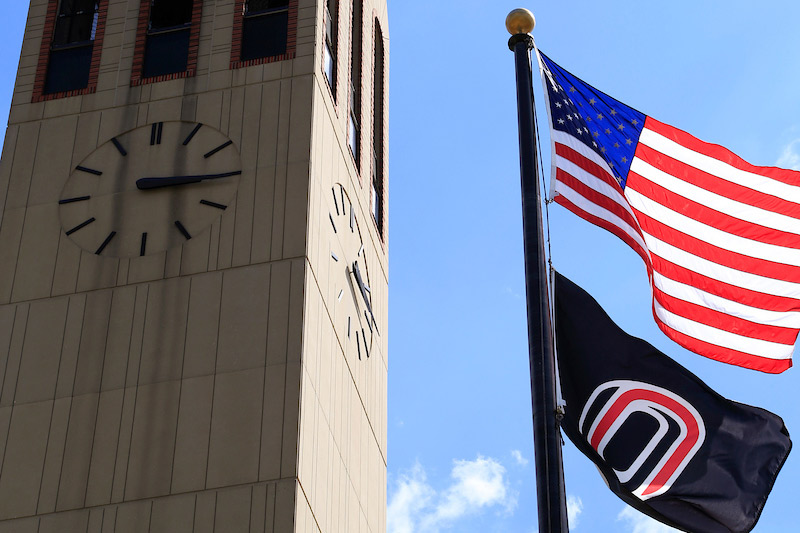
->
xmin=247 ymin=84 xmax=263 ymax=266
xmin=204 ymin=271 xmax=225 ymax=489
xmin=82 ymin=289 xmax=116 ymax=507
xmin=170 ymin=275 xmax=194 ymax=493
xmin=0 ymin=305 xmax=20 ymax=403
xmin=121 ymin=284 xmax=150 ymax=501
xmin=0 ymin=126 xmax=20 ymax=220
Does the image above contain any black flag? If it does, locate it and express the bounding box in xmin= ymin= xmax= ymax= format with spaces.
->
xmin=554 ymin=272 xmax=791 ymax=533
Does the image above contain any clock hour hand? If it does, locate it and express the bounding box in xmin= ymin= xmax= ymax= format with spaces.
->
xmin=136 ymin=170 xmax=242 ymax=190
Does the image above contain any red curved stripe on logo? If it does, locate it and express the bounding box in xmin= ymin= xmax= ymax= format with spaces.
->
xmin=589 ymin=389 xmax=701 ymax=497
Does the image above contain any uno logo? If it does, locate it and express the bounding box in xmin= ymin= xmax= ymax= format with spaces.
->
xmin=578 ymin=380 xmax=705 ymax=500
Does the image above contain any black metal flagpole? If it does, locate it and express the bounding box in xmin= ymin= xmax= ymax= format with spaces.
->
xmin=506 ymin=9 xmax=569 ymax=532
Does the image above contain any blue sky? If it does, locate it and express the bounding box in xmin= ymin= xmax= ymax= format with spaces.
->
xmin=2 ymin=2 xmax=799 ymax=532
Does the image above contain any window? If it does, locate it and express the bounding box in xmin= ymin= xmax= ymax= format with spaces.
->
xmin=348 ymin=0 xmax=363 ymax=168
xmin=131 ymin=0 xmax=202 ymax=85
xmin=143 ymin=0 xmax=193 ymax=78
xmin=323 ymin=0 xmax=338 ymax=96
xmin=371 ymin=21 xmax=386 ymax=237
xmin=231 ymin=0 xmax=297 ymax=69
xmin=42 ymin=0 xmax=101 ymax=95
xmin=241 ymin=0 xmax=290 ymax=61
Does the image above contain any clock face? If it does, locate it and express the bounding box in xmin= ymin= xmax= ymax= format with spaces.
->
xmin=59 ymin=121 xmax=241 ymax=257
xmin=329 ymin=183 xmax=378 ymax=361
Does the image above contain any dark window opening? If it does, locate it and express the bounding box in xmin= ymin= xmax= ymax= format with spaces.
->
xmin=142 ymin=0 xmax=194 ymax=79
xmin=241 ymin=0 xmax=290 ymax=61
xmin=45 ymin=0 xmax=99 ymax=94
xmin=372 ymin=22 xmax=385 ymax=235
xmin=348 ymin=0 xmax=363 ymax=168
xmin=323 ymin=0 xmax=338 ymax=96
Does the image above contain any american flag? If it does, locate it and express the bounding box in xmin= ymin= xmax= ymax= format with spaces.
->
xmin=539 ymin=51 xmax=800 ymax=373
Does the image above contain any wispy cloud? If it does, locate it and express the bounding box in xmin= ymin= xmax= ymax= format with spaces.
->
xmin=777 ymin=139 xmax=800 ymax=170
xmin=567 ymin=495 xmax=584 ymax=529
xmin=510 ymin=449 xmax=529 ymax=467
xmin=617 ymin=506 xmax=680 ymax=533
xmin=387 ymin=456 xmax=517 ymax=533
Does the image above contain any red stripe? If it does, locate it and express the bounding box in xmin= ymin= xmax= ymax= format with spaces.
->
xmin=554 ymin=194 xmax=650 ymax=266
xmin=634 ymin=210 xmax=800 ymax=284
xmin=556 ymin=168 xmax=641 ymax=234
xmin=652 ymin=285 xmax=798 ymax=344
xmin=650 ymin=255 xmax=800 ymax=313
xmin=555 ymin=142 xmax=623 ymax=193
xmin=632 ymin=142 xmax=800 ymax=227
xmin=654 ymin=318 xmax=793 ymax=374
xmin=629 ymin=169 xmax=800 ymax=250
xmin=644 ymin=117 xmax=800 ymax=187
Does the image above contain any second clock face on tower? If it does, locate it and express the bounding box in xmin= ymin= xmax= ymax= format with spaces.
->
xmin=59 ymin=121 xmax=242 ymax=258
xmin=329 ymin=183 xmax=378 ymax=361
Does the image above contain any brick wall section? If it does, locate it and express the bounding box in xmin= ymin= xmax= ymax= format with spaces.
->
xmin=32 ymin=0 xmax=110 ymax=103
xmin=229 ymin=0 xmax=298 ymax=69
xmin=130 ymin=0 xmax=204 ymax=86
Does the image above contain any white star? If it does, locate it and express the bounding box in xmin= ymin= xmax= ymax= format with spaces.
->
xmin=617 ymin=124 xmax=625 ymax=131
xmin=569 ymin=86 xmax=576 ymax=93
xmin=589 ymin=98 xmax=597 ymax=105
xmin=600 ymin=147 xmax=607 ymax=153
xmin=557 ymin=118 xmax=565 ymax=124
xmin=583 ymin=127 xmax=589 ymax=134
xmin=621 ymin=156 xmax=628 ymax=163
xmin=625 ymin=138 xmax=633 ymax=145
xmin=605 ymin=128 xmax=611 ymax=134
xmin=597 ymin=113 xmax=604 ymax=120
xmin=567 ymin=115 xmax=573 ymax=121
xmin=555 ymin=102 xmax=562 ymax=108
xmin=610 ymin=109 xmax=617 ymax=116
xmin=592 ymin=141 xmax=598 ymax=148
xmin=631 ymin=119 xmax=639 ymax=126
xmin=593 ymin=131 xmax=600 ymax=138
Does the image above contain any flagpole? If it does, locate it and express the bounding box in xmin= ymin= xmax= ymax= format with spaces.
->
xmin=506 ymin=9 xmax=568 ymax=532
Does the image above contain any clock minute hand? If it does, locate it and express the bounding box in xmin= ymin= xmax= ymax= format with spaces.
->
xmin=136 ymin=170 xmax=242 ymax=190
xmin=352 ymin=260 xmax=374 ymax=318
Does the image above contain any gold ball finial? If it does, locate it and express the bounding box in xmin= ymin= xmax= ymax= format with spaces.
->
xmin=506 ymin=8 xmax=536 ymax=35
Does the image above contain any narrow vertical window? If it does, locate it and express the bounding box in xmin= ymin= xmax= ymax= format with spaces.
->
xmin=241 ymin=0 xmax=290 ymax=60
xmin=132 ymin=0 xmax=202 ymax=85
xmin=323 ymin=0 xmax=339 ymax=98
xmin=143 ymin=0 xmax=193 ymax=78
xmin=348 ymin=0 xmax=363 ymax=169
xmin=44 ymin=0 xmax=100 ymax=95
xmin=372 ymin=21 xmax=386 ymax=237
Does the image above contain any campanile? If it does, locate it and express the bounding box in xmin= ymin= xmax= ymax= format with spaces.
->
xmin=0 ymin=1 xmax=387 ymax=531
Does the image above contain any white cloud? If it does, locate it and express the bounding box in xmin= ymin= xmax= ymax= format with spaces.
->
xmin=387 ymin=456 xmax=517 ymax=533
xmin=617 ymin=506 xmax=681 ymax=533
xmin=567 ymin=495 xmax=583 ymax=529
xmin=511 ymin=449 xmax=529 ymax=467
xmin=777 ymin=139 xmax=800 ymax=170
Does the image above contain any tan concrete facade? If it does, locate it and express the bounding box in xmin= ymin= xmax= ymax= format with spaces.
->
xmin=0 ymin=1 xmax=388 ymax=531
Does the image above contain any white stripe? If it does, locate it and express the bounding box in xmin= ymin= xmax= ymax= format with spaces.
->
xmin=552 ymin=130 xmax=616 ymax=174
xmin=626 ymin=188 xmax=800 ymax=267
xmin=553 ymin=180 xmax=649 ymax=255
xmin=644 ymin=234 xmax=800 ymax=299
xmin=652 ymin=272 xmax=800 ymax=329
xmin=654 ymin=302 xmax=794 ymax=360
xmin=555 ymin=154 xmax=637 ymax=220
xmin=639 ymin=128 xmax=800 ymax=205
xmin=630 ymin=157 xmax=800 ymax=237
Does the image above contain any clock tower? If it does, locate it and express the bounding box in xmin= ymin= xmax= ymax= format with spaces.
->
xmin=0 ymin=0 xmax=387 ymax=532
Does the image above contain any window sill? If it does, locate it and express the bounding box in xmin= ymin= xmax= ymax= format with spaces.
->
xmin=131 ymin=69 xmax=195 ymax=87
